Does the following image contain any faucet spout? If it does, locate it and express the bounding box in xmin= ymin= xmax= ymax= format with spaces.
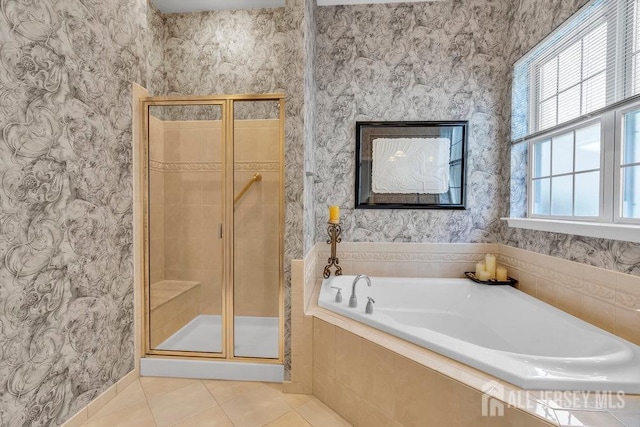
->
xmin=349 ymin=274 xmax=371 ymax=308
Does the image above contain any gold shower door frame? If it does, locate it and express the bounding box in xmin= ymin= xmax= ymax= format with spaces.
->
xmin=141 ymin=94 xmax=285 ymax=364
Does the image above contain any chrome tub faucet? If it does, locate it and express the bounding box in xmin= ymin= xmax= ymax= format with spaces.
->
xmin=349 ymin=274 xmax=371 ymax=308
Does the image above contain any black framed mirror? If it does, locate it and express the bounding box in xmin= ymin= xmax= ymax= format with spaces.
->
xmin=355 ymin=121 xmax=468 ymax=209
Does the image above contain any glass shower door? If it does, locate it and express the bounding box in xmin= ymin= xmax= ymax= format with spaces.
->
xmin=147 ymin=103 xmax=225 ymax=355
xmin=232 ymin=99 xmax=282 ymax=359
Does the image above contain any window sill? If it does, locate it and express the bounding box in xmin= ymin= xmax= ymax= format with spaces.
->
xmin=502 ymin=218 xmax=640 ymax=243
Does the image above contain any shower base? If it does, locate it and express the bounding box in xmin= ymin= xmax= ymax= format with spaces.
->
xmin=142 ymin=314 xmax=283 ymax=382
xmin=156 ymin=315 xmax=279 ymax=358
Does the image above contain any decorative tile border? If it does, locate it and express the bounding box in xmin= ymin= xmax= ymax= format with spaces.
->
xmin=497 ymin=250 xmax=639 ymax=345
xmin=235 ymin=162 xmax=280 ymax=171
xmin=583 ymin=282 xmax=616 ymax=303
xmin=496 ymin=252 xmax=636 ymax=308
xmin=149 ymin=161 xmax=279 ymax=172
xmin=497 ymin=254 xmax=584 ymax=291
xmin=316 ymin=251 xmax=485 ymax=263
xmin=617 ymin=293 xmax=640 ymax=310
xmin=149 ymin=160 xmax=221 ymax=172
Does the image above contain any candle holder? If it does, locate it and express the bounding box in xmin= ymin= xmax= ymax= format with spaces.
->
xmin=323 ymin=222 xmax=342 ymax=279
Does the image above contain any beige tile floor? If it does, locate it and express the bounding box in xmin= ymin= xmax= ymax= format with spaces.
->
xmin=81 ymin=377 xmax=351 ymax=427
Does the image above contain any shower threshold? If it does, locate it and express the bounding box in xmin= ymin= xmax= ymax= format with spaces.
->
xmin=142 ymin=314 xmax=284 ymax=382
xmin=156 ymin=314 xmax=279 ymax=358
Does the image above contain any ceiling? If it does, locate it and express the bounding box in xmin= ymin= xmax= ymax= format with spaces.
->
xmin=151 ymin=0 xmax=442 ymax=13
xmin=152 ymin=0 xmax=284 ymax=13
xmin=318 ymin=0 xmax=443 ymax=5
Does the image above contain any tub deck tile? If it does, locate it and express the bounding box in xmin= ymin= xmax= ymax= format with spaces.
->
xmin=554 ymin=410 xmax=625 ymax=426
xmin=437 ymin=359 xmax=502 ymax=391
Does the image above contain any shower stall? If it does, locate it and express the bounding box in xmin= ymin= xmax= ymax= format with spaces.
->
xmin=140 ymin=94 xmax=284 ymax=379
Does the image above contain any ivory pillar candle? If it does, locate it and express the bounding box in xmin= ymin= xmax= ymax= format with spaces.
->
xmin=329 ymin=205 xmax=340 ymax=224
xmin=475 ymin=262 xmax=486 ymax=276
xmin=485 ymin=253 xmax=497 ymax=279
xmin=496 ymin=265 xmax=508 ymax=281
xmin=478 ymin=270 xmax=491 ymax=281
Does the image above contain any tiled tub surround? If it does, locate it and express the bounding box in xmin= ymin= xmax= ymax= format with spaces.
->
xmin=311 ymin=315 xmax=639 ymax=427
xmin=319 ymin=276 xmax=640 ymax=393
xmin=312 ymin=316 xmax=558 ymax=427
xmin=499 ymin=246 xmax=640 ymax=348
xmin=310 ymin=243 xmax=640 ymax=348
xmin=288 ymin=243 xmax=640 ymax=426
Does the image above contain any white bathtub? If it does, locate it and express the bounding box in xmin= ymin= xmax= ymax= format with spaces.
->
xmin=319 ymin=275 xmax=640 ymax=393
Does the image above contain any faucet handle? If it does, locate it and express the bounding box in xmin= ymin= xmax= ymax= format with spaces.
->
xmin=330 ymin=286 xmax=342 ymax=303
xmin=365 ymin=297 xmax=375 ymax=314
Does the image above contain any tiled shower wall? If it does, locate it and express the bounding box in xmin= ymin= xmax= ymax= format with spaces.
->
xmin=149 ymin=116 xmax=166 ymax=285
xmin=157 ymin=119 xmax=224 ymax=315
xmin=148 ymin=117 xmax=282 ymax=318
xmin=234 ymin=120 xmax=282 ymax=318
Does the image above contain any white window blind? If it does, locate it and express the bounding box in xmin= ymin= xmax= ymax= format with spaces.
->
xmin=512 ymin=0 xmax=640 ymax=141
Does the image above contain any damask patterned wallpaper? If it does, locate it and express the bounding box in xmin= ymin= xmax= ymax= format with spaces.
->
xmin=148 ymin=2 xmax=168 ymax=96
xmin=315 ymin=0 xmax=640 ymax=276
xmin=315 ymin=1 xmax=511 ymax=244
xmin=303 ymin=0 xmax=318 ymax=254
xmin=0 ymin=0 xmax=149 ymax=424
xmin=161 ymin=6 xmax=299 ymax=109
xmin=501 ymin=0 xmax=640 ymax=276
xmin=0 ymin=0 xmax=636 ymax=424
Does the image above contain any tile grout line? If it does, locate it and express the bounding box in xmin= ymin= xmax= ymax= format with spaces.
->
xmin=149 ymin=379 xmax=226 ymax=427
xmin=293 ymin=403 xmax=319 ymax=427
xmin=200 ymin=379 xmax=244 ymax=426
xmin=200 ymin=379 xmax=234 ymax=420
xmin=138 ymin=379 xmax=160 ymax=427
xmin=167 ymin=379 xmax=214 ymax=427
xmin=82 ymin=380 xmax=153 ymax=427
xmin=294 ymin=397 xmax=350 ymax=427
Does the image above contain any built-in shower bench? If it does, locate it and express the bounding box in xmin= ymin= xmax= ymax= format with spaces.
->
xmin=150 ymin=280 xmax=201 ymax=348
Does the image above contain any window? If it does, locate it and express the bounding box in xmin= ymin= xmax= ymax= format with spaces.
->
xmin=526 ymin=101 xmax=640 ymax=223
xmin=620 ymin=106 xmax=640 ymax=219
xmin=530 ymin=122 xmax=602 ymax=218
xmin=511 ymin=0 xmax=640 ymax=232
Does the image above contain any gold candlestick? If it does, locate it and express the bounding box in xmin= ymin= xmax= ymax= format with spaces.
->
xmin=323 ymin=222 xmax=342 ymax=279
